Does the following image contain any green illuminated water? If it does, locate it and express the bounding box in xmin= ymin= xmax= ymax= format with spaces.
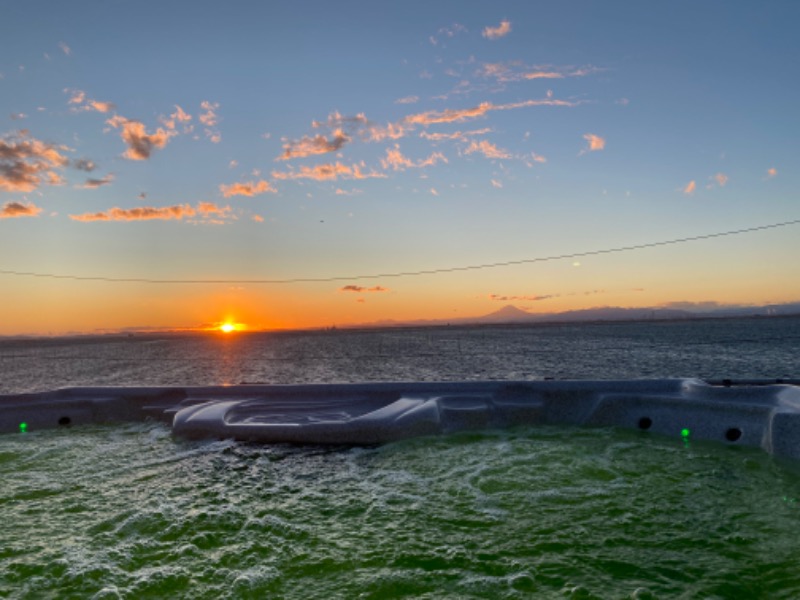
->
xmin=3 ymin=423 xmax=800 ymax=599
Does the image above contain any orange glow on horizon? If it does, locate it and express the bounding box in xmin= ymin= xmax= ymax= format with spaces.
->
xmin=220 ymin=323 xmax=236 ymax=333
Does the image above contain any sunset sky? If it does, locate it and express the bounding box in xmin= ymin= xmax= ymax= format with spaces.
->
xmin=1 ymin=1 xmax=799 ymax=335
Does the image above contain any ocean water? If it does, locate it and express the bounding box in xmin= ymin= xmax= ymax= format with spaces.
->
xmin=2 ymin=317 xmax=800 ymax=598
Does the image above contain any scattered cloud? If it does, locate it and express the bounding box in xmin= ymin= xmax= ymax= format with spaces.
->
xmin=105 ymin=115 xmax=175 ymax=160
xmin=252 ymin=214 xmax=265 ymax=223
xmin=381 ymin=145 xmax=447 ymax=171
xmin=713 ymin=172 xmax=728 ymax=187
xmin=0 ymin=130 xmax=69 ymax=192
xmin=478 ymin=62 xmax=599 ymax=84
xmin=489 ymin=294 xmax=554 ymax=302
xmin=464 ymin=139 xmax=511 ymax=159
xmin=405 ymin=97 xmax=578 ymax=126
xmin=482 ymin=20 xmax=511 ymax=40
xmin=59 ymin=42 xmax=71 ymax=56
xmin=491 ymin=179 xmax=503 ymax=188
xmin=1 ymin=201 xmax=43 ymax=218
xmin=219 ymin=179 xmax=276 ymax=198
xmin=395 ymin=95 xmax=419 ymax=105
xmin=69 ymin=201 xmax=235 ymax=223
xmin=72 ymin=158 xmax=97 ymax=172
xmin=161 ymin=105 xmax=193 ymax=132
xmin=10 ymin=113 xmax=27 ymax=121
xmin=580 ymin=133 xmax=605 ymax=154
xmin=272 ymin=161 xmax=386 ymax=182
xmin=78 ymin=173 xmax=115 ymax=189
xmin=199 ymin=100 xmax=221 ymax=142
xmin=279 ymin=131 xmax=350 ymax=160
xmin=767 ymin=167 xmax=777 ymax=178
xmin=420 ymin=127 xmax=492 ymax=142
xmin=683 ymin=180 xmax=696 ymax=195
xmin=335 ymin=188 xmax=362 ymax=196
xmin=70 ymin=204 xmax=197 ymax=222
xmin=430 ymin=187 xmax=439 ymax=196
xmin=429 ymin=23 xmax=468 ymax=45
xmin=339 ymin=285 xmax=389 ymax=293
xmin=65 ymin=89 xmax=116 ymax=113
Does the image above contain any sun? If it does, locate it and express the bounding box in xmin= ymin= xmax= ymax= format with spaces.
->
xmin=219 ymin=323 xmax=236 ymax=333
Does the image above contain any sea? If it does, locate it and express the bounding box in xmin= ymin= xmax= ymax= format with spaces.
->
xmin=1 ymin=316 xmax=800 ymax=598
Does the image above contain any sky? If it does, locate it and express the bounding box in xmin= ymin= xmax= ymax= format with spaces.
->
xmin=1 ymin=0 xmax=799 ymax=335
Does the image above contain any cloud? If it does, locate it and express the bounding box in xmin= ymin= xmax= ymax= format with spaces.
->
xmin=69 ymin=202 xmax=231 ymax=223
xmin=482 ymin=20 xmax=511 ymax=40
xmin=464 ymin=139 xmax=511 ymax=159
xmin=713 ymin=173 xmax=728 ymax=187
xmin=491 ymin=179 xmax=503 ymax=188
xmin=683 ymin=180 xmax=696 ymax=195
xmin=489 ymin=294 xmax=554 ymax=302
xmin=219 ymin=179 xmax=276 ymax=197
xmin=272 ymin=161 xmax=386 ymax=182
xmin=405 ymin=98 xmax=578 ymax=126
xmin=1 ymin=201 xmax=43 ymax=218
xmin=478 ymin=62 xmax=599 ymax=84
xmin=395 ymin=96 xmax=419 ymax=105
xmin=581 ymin=133 xmax=606 ymax=154
xmin=252 ymin=214 xmax=265 ymax=222
xmin=199 ymin=101 xmax=221 ymax=142
xmin=767 ymin=167 xmax=777 ymax=178
xmin=59 ymin=42 xmax=71 ymax=56
xmin=339 ymin=285 xmax=389 ymax=293
xmin=0 ymin=130 xmax=69 ymax=192
xmin=381 ymin=145 xmax=447 ymax=171
xmin=430 ymin=187 xmax=439 ymax=196
xmin=72 ymin=158 xmax=97 ymax=172
xmin=197 ymin=201 xmax=233 ymax=218
xmin=335 ymin=188 xmax=362 ymax=196
xmin=78 ymin=174 xmax=114 ymax=189
xmin=279 ymin=131 xmax=350 ymax=160
xmin=161 ymin=105 xmax=193 ymax=132
xmin=430 ymin=23 xmax=468 ymax=45
xmin=65 ymin=89 xmax=116 ymax=113
xmin=105 ymin=115 xmax=175 ymax=160
xmin=10 ymin=113 xmax=27 ymax=121
xmin=419 ymin=127 xmax=492 ymax=142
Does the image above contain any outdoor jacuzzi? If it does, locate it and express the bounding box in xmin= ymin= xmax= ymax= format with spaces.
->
xmin=2 ymin=379 xmax=799 ymax=460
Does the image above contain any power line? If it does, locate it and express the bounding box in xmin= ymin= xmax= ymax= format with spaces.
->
xmin=1 ymin=218 xmax=799 ymax=285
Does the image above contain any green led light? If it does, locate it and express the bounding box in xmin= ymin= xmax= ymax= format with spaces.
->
xmin=681 ymin=428 xmax=691 ymax=438
xmin=19 ymin=422 xmax=28 ymax=433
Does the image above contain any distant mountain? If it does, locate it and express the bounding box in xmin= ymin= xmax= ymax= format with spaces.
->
xmin=351 ymin=301 xmax=800 ymax=329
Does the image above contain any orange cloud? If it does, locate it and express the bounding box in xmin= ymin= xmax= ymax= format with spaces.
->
xmin=767 ymin=167 xmax=778 ymax=178
xmin=683 ymin=180 xmax=696 ymax=195
xmin=464 ymin=139 xmax=511 ymax=159
xmin=405 ymin=98 xmax=578 ymax=126
xmin=0 ymin=131 xmax=69 ymax=192
xmin=199 ymin=101 xmax=221 ymax=143
xmin=161 ymin=105 xmax=193 ymax=132
xmin=1 ymin=201 xmax=43 ymax=218
xmin=272 ymin=162 xmax=386 ymax=182
xmin=70 ymin=204 xmax=196 ymax=222
xmin=477 ymin=62 xmax=598 ymax=83
xmin=65 ymin=89 xmax=116 ymax=113
xmin=581 ymin=133 xmax=606 ymax=153
xmin=713 ymin=173 xmax=728 ymax=187
xmin=279 ymin=132 xmax=350 ymax=160
xmin=339 ymin=285 xmax=389 ymax=293
xmin=381 ymin=146 xmax=447 ymax=171
xmin=106 ymin=115 xmax=174 ymax=160
xmin=483 ymin=20 xmax=511 ymax=40
xmin=219 ymin=179 xmax=276 ymax=197
xmin=197 ymin=201 xmax=232 ymax=217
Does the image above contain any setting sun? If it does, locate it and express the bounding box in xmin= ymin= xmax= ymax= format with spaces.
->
xmin=220 ymin=323 xmax=236 ymax=333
